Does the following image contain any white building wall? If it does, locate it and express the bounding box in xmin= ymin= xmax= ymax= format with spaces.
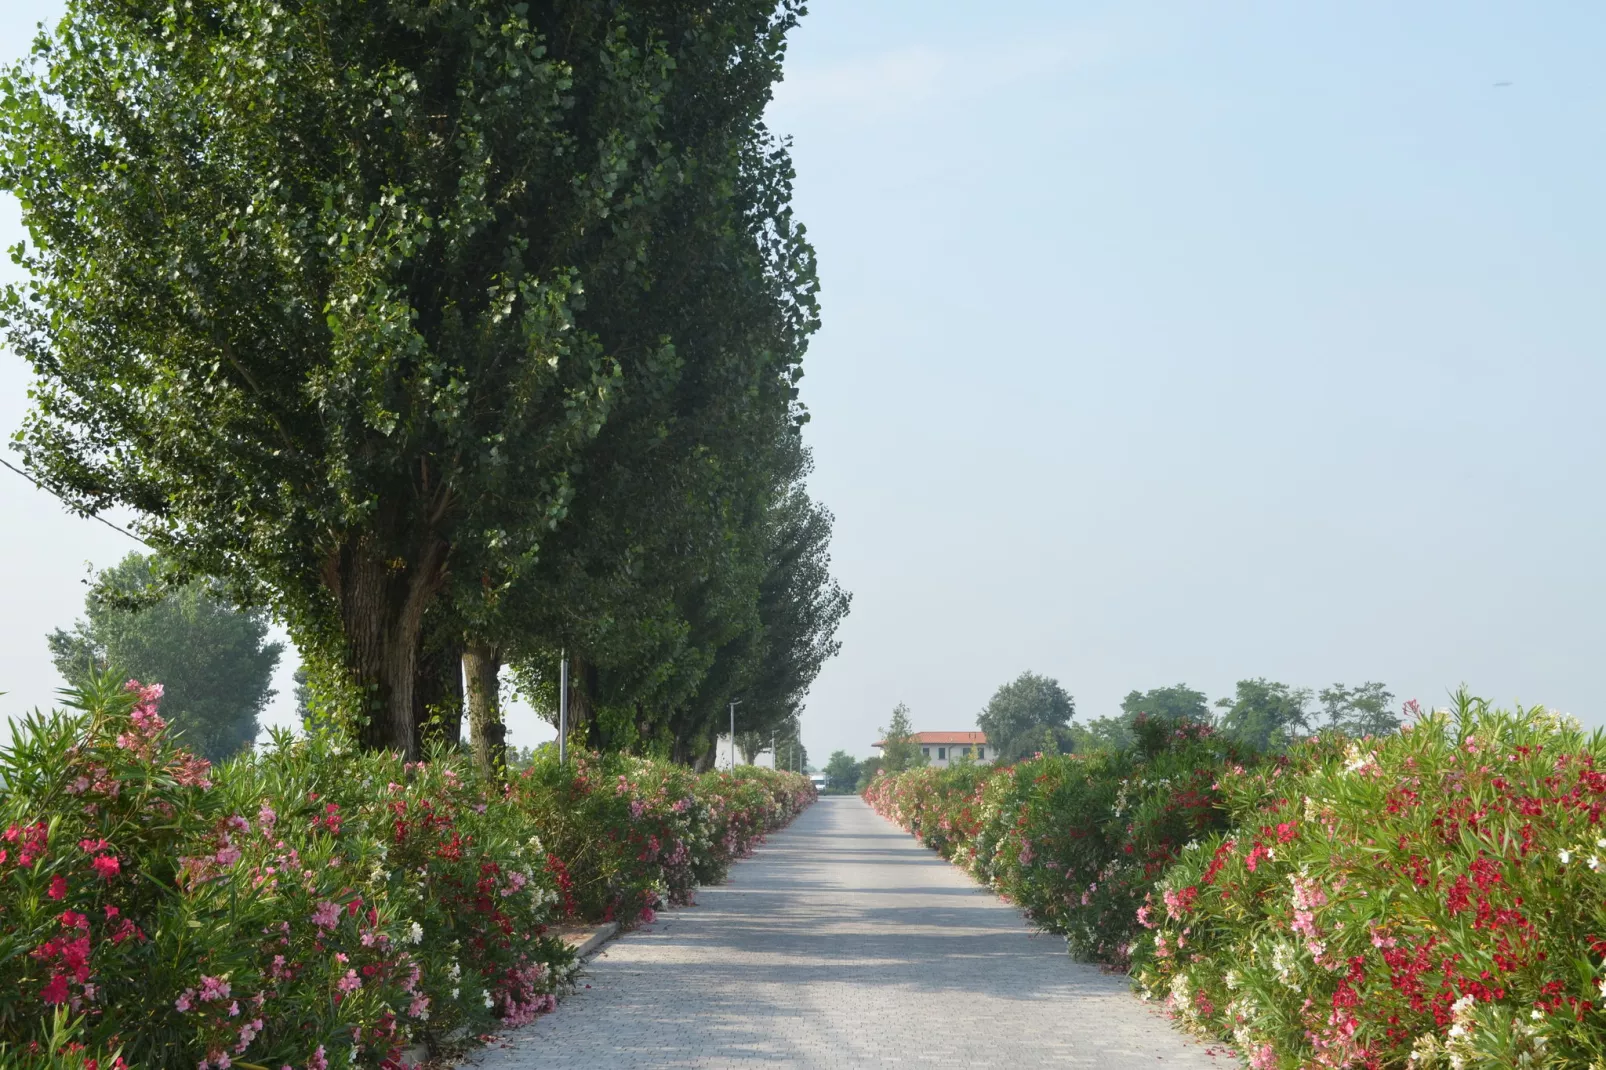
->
xmin=714 ymin=734 xmax=787 ymax=770
xmin=912 ymin=745 xmax=993 ymax=769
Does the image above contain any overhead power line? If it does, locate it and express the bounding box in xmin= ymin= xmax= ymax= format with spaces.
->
xmin=0 ymin=456 xmax=149 ymax=546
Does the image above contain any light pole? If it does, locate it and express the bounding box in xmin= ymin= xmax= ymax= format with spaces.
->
xmin=558 ymin=650 xmax=569 ymax=767
xmin=728 ymin=698 xmax=741 ymax=771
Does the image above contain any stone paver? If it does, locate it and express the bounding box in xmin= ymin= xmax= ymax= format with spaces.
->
xmin=464 ymin=796 xmax=1224 ymax=1069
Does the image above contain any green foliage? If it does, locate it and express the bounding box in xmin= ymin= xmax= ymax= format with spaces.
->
xmin=854 ymin=756 xmax=883 ymax=794
xmin=1214 ymin=678 xmax=1313 ymax=752
xmin=1318 ymin=680 xmax=1400 ymax=736
xmin=0 ymin=673 xmax=574 ymax=1067
xmin=1 ymin=0 xmax=821 ymax=757
xmin=822 ymin=751 xmax=860 ymax=793
xmin=976 ymin=671 xmax=1076 ymax=762
xmin=508 ymin=752 xmax=813 ymax=924
xmin=728 ymin=466 xmax=851 ymax=745
xmin=1067 ymin=714 xmax=1135 ymax=752
xmin=866 ymin=719 xmax=1249 ymax=968
xmin=0 ymin=674 xmax=813 ymax=1068
xmin=875 ymin=703 xmax=927 ymax=775
xmin=1124 ymin=683 xmax=1211 ymax=725
xmin=47 ymin=553 xmax=281 ymax=762
xmin=1136 ymin=694 xmax=1606 ymax=1068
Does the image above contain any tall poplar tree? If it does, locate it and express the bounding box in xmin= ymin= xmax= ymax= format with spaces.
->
xmin=1 ymin=0 xmax=814 ymax=755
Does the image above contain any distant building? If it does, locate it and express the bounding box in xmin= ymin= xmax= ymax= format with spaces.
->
xmin=871 ymin=731 xmax=991 ymax=769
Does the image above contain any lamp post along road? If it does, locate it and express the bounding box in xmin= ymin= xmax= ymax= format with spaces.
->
xmin=558 ymin=652 xmax=569 ymax=767
xmin=729 ymin=698 xmax=741 ymax=771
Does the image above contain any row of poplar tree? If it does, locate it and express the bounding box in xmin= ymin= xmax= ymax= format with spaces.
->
xmin=3 ymin=0 xmax=846 ymax=769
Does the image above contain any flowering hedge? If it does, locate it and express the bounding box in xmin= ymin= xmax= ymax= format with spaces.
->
xmin=1136 ymin=695 xmax=1606 ymax=1069
xmin=1 ymin=677 xmax=813 ymax=1069
xmin=868 ymin=697 xmax=1606 ymax=1069
xmin=865 ymin=717 xmax=1247 ymax=967
xmin=510 ymin=754 xmax=815 ymax=926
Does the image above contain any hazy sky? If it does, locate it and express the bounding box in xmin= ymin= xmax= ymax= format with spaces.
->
xmin=3 ymin=2 xmax=1603 ymax=763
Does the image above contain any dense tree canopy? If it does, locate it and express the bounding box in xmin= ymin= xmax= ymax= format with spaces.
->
xmin=1215 ymin=678 xmax=1313 ymax=752
xmin=976 ymin=671 xmax=1076 ymax=762
xmin=1071 ymin=683 xmax=1213 ymax=751
xmin=1318 ymin=681 xmax=1399 ymax=737
xmin=822 ymin=750 xmax=859 ymax=793
xmin=1122 ymin=684 xmax=1211 ymax=725
xmin=49 ymin=553 xmax=282 ymax=762
xmin=1 ymin=0 xmax=824 ymax=756
xmin=876 ymin=703 xmax=925 ymax=775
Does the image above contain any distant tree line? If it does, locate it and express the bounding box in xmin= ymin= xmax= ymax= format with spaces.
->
xmin=829 ymin=674 xmax=1403 ymax=790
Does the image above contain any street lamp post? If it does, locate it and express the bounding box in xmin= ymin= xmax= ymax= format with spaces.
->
xmin=728 ymin=698 xmax=741 ymax=771
xmin=558 ymin=651 xmax=568 ymax=767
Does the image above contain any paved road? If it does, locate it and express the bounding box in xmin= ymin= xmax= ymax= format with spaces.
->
xmin=465 ymin=796 xmax=1224 ymax=1069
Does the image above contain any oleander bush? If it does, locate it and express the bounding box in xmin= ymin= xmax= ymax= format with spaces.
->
xmin=508 ymin=752 xmax=816 ymax=925
xmin=865 ymin=717 xmax=1249 ymax=966
xmin=1136 ymin=694 xmax=1606 ymax=1069
xmin=0 ymin=676 xmax=813 ymax=1069
xmin=869 ymin=695 xmax=1606 ymax=1068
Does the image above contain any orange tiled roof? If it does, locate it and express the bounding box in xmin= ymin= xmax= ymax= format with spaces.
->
xmin=873 ymin=731 xmax=987 ymax=747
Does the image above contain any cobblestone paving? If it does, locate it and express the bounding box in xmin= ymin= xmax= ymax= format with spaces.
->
xmin=463 ymin=796 xmax=1226 ymax=1069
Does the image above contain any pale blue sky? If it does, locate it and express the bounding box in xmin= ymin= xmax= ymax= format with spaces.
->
xmin=2 ymin=2 xmax=1603 ymax=761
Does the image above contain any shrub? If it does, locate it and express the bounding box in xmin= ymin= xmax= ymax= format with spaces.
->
xmin=0 ymin=676 xmax=813 ymax=1068
xmin=866 ymin=717 xmax=1248 ymax=967
xmin=508 ymin=753 xmax=816 ymax=926
xmin=1136 ymin=694 xmax=1606 ymax=1069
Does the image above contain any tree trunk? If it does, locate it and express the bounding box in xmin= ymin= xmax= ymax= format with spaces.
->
xmin=324 ymin=535 xmax=448 ymax=759
xmin=670 ymin=733 xmax=694 ymax=766
xmin=464 ymin=640 xmax=505 ymax=779
xmin=415 ymin=630 xmax=464 ymax=754
xmin=566 ymin=653 xmax=602 ymax=750
xmin=692 ymin=736 xmax=717 ymax=773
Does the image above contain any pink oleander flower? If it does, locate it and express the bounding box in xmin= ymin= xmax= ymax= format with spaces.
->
xmin=310 ymin=900 xmax=340 ymax=932
xmin=307 ymin=1046 xmax=329 ymax=1070
xmin=90 ymin=854 xmax=121 ymax=880
xmin=48 ymin=875 xmax=68 ymax=900
xmin=172 ymin=753 xmax=213 ymax=788
xmin=233 ymin=1018 xmax=263 ymax=1053
xmin=336 ymin=969 xmax=361 ymax=994
xmin=198 ymin=975 xmax=232 ymax=1001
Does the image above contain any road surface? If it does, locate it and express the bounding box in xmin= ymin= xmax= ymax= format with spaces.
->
xmin=463 ymin=795 xmax=1225 ymax=1069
